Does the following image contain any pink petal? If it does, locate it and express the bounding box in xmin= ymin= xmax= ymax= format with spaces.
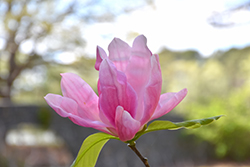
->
xmin=44 ymin=93 xmax=78 ymax=117
xmin=108 ymin=37 xmax=131 ymax=72
xmin=60 ymin=73 xmax=99 ymax=121
xmin=140 ymin=54 xmax=162 ymax=125
xmin=132 ymin=35 xmax=152 ymax=57
xmin=98 ymin=59 xmax=137 ymax=126
xmin=95 ymin=46 xmax=108 ymax=71
xmin=97 ymin=79 xmax=101 ymax=95
xmin=150 ymin=88 xmax=188 ymax=121
xmin=44 ymin=94 xmax=106 ymax=129
xmin=115 ymin=106 xmax=141 ymax=141
xmin=126 ymin=55 xmax=151 ymax=89
xmin=125 ymin=53 xmax=151 ymax=121
xmin=124 ymin=36 xmax=155 ymax=121
xmin=99 ymin=86 xmax=119 ymax=126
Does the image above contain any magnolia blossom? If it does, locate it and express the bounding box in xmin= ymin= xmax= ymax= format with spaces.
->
xmin=44 ymin=35 xmax=187 ymax=141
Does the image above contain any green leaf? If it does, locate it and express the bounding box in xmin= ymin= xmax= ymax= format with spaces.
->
xmin=130 ymin=115 xmax=223 ymax=142
xmin=146 ymin=115 xmax=223 ymax=132
xmin=71 ymin=132 xmax=119 ymax=167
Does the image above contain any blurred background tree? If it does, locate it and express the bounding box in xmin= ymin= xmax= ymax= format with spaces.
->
xmin=0 ymin=0 xmax=153 ymax=105
xmin=157 ymin=46 xmax=250 ymax=160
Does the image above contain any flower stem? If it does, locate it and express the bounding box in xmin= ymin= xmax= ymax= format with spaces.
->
xmin=127 ymin=141 xmax=150 ymax=167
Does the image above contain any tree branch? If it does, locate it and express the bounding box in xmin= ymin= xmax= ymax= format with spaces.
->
xmin=127 ymin=141 xmax=150 ymax=167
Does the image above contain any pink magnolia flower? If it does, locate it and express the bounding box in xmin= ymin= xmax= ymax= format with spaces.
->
xmin=44 ymin=35 xmax=187 ymax=141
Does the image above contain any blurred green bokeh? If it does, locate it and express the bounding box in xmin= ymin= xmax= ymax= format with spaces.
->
xmin=158 ymin=47 xmax=250 ymax=160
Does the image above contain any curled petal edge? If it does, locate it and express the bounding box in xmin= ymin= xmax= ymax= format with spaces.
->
xmin=95 ymin=46 xmax=108 ymax=71
xmin=44 ymin=94 xmax=107 ymax=129
xmin=150 ymin=88 xmax=188 ymax=121
xmin=115 ymin=106 xmax=141 ymax=141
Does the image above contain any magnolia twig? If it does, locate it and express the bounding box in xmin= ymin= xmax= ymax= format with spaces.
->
xmin=127 ymin=141 xmax=150 ymax=167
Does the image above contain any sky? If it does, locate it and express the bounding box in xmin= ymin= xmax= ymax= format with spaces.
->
xmin=81 ymin=0 xmax=250 ymax=57
xmin=1 ymin=0 xmax=250 ymax=64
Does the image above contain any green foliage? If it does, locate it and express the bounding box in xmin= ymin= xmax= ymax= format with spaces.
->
xmin=158 ymin=47 xmax=250 ymax=160
xmin=71 ymin=133 xmax=118 ymax=167
xmin=183 ymin=87 xmax=250 ymax=160
xmin=37 ymin=107 xmax=52 ymax=129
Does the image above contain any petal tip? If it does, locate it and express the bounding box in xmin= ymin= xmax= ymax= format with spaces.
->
xmin=95 ymin=46 xmax=107 ymax=71
xmin=182 ymin=88 xmax=188 ymax=95
xmin=60 ymin=73 xmax=69 ymax=77
xmin=132 ymin=35 xmax=152 ymax=56
xmin=137 ymin=34 xmax=146 ymax=39
xmin=44 ymin=93 xmax=53 ymax=101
